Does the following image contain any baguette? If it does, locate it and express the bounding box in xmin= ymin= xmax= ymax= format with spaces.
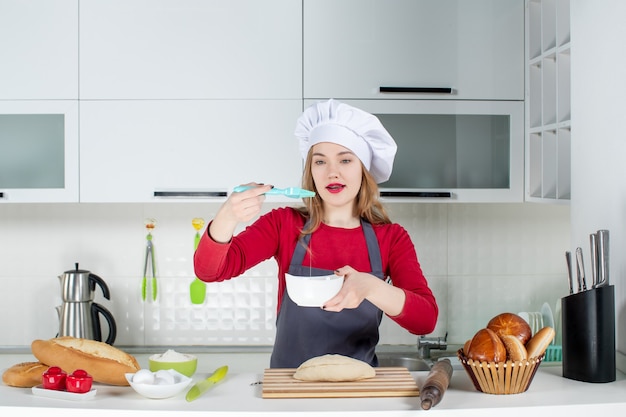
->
xmin=31 ymin=337 xmax=140 ymax=386
xmin=2 ymin=361 xmax=48 ymax=388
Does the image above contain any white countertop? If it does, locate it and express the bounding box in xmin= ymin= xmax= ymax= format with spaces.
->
xmin=2 ymin=352 xmax=625 ymax=416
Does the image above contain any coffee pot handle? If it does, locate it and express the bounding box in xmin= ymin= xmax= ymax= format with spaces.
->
xmin=91 ymin=303 xmax=117 ymax=345
xmin=89 ymin=273 xmax=111 ymax=300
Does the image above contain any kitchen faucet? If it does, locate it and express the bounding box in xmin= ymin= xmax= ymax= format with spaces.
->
xmin=417 ymin=333 xmax=447 ymax=359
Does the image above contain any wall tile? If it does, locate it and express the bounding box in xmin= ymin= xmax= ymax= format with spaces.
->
xmin=447 ymin=203 xmax=571 ymax=275
xmin=387 ymin=203 xmax=448 ymax=276
xmin=0 ymin=202 xmax=570 ymax=348
xmin=447 ymin=273 xmax=566 ymax=344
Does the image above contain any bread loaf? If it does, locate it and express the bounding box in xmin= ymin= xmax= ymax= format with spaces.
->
xmin=2 ymin=361 xmax=48 ymax=388
xmin=525 ymin=326 xmax=555 ymax=359
xmin=487 ymin=312 xmax=532 ymax=345
xmin=293 ymin=354 xmax=375 ymax=382
xmin=31 ymin=337 xmax=140 ymax=386
xmin=467 ymin=328 xmax=507 ymax=363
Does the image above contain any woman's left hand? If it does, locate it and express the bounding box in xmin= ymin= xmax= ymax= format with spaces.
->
xmin=322 ymin=266 xmax=406 ymax=316
xmin=321 ymin=266 xmax=379 ymax=311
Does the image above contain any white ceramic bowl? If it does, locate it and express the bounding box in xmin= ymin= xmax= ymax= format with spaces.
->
xmin=285 ymin=273 xmax=344 ymax=307
xmin=125 ymin=369 xmax=192 ymax=399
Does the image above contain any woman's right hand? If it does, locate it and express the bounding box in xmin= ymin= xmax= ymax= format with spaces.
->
xmin=209 ymin=183 xmax=273 ymax=243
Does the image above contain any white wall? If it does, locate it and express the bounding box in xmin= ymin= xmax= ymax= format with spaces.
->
xmin=0 ymin=202 xmax=569 ymax=349
xmin=571 ymin=0 xmax=626 ymax=372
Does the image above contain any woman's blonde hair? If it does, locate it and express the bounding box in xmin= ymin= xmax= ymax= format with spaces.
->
xmin=296 ymin=148 xmax=392 ymax=237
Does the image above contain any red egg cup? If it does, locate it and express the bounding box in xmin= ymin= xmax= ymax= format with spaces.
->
xmin=42 ymin=366 xmax=67 ymax=391
xmin=66 ymin=369 xmax=93 ymax=393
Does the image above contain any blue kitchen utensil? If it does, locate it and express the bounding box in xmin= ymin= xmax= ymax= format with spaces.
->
xmin=233 ymin=185 xmax=315 ymax=199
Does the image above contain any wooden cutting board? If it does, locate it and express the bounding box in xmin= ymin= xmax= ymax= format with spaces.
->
xmin=262 ymin=367 xmax=420 ymax=398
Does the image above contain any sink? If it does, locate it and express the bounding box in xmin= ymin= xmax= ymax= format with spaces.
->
xmin=376 ymin=353 xmax=432 ymax=371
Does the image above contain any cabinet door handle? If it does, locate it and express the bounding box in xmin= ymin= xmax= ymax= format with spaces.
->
xmin=0 ymin=192 xmax=4 ymax=199
xmin=380 ymin=191 xmax=452 ymax=198
xmin=153 ymin=191 xmax=227 ymax=198
xmin=379 ymin=86 xmax=452 ymax=94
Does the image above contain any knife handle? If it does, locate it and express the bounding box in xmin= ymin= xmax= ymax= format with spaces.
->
xmin=575 ymin=247 xmax=586 ymax=292
xmin=589 ymin=233 xmax=598 ymax=288
xmin=565 ymin=251 xmax=574 ymax=294
xmin=596 ymin=230 xmax=610 ymax=286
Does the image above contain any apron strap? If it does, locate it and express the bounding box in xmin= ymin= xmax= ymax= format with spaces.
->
xmin=362 ymin=221 xmax=383 ymax=277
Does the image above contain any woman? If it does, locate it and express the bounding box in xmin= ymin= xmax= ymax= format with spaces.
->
xmin=194 ymin=99 xmax=438 ymax=368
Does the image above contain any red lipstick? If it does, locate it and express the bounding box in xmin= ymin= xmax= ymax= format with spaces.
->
xmin=326 ymin=183 xmax=345 ymax=194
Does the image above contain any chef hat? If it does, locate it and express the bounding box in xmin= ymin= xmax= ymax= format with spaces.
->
xmin=294 ymin=99 xmax=397 ymax=183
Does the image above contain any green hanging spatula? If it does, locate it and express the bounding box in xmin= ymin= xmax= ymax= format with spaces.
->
xmin=190 ymin=217 xmax=206 ymax=304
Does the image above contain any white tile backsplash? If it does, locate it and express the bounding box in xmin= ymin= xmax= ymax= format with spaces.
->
xmin=0 ymin=202 xmax=570 ymax=348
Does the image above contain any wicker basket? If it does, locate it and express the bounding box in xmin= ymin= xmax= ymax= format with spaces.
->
xmin=457 ymin=349 xmax=544 ymax=394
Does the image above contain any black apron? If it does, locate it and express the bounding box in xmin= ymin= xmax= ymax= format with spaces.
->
xmin=270 ymin=219 xmax=385 ymax=368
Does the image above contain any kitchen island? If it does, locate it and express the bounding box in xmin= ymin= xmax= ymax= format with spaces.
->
xmin=1 ymin=351 xmax=625 ymax=416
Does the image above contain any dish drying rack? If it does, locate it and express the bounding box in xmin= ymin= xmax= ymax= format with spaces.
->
xmin=519 ymin=301 xmax=562 ymax=362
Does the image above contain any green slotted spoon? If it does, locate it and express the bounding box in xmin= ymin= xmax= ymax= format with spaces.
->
xmin=190 ymin=217 xmax=206 ymax=304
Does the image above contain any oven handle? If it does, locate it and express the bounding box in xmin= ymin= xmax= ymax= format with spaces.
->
xmin=380 ymin=191 xmax=452 ymax=198
xmin=153 ymin=190 xmax=227 ymax=198
xmin=379 ymin=86 xmax=452 ymax=94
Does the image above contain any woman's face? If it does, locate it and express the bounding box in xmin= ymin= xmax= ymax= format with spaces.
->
xmin=310 ymin=142 xmax=363 ymax=209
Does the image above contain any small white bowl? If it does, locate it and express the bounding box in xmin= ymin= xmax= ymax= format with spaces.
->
xmin=125 ymin=369 xmax=192 ymax=399
xmin=285 ymin=273 xmax=344 ymax=307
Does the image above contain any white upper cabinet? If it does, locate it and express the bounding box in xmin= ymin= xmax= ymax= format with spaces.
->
xmin=0 ymin=100 xmax=79 ymax=202
xmin=325 ymin=100 xmax=525 ymax=203
xmin=0 ymin=0 xmax=78 ymax=99
xmin=79 ymin=100 xmax=303 ymax=203
xmin=303 ymin=0 xmax=524 ymax=101
xmin=79 ymin=0 xmax=301 ymax=99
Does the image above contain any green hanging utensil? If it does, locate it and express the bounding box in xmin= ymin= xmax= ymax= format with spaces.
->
xmin=142 ymin=219 xmax=157 ymax=302
xmin=190 ymin=217 xmax=206 ymax=304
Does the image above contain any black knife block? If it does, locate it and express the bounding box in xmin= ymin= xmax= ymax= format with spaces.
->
xmin=561 ymin=285 xmax=616 ymax=383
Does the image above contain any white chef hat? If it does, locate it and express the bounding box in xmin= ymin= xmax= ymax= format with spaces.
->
xmin=294 ymin=99 xmax=397 ymax=183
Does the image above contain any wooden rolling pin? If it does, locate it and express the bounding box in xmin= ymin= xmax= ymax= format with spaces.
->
xmin=420 ymin=359 xmax=453 ymax=410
